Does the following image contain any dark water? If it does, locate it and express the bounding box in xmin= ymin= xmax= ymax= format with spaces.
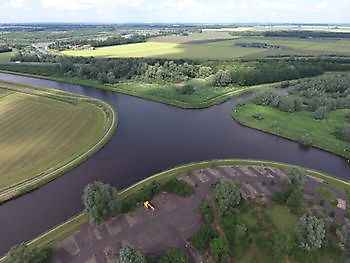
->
xmin=0 ymin=72 xmax=349 ymax=254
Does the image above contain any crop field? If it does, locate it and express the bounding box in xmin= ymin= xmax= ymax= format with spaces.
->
xmin=0 ymin=82 xmax=111 ymax=191
xmin=61 ymin=34 xmax=350 ymax=59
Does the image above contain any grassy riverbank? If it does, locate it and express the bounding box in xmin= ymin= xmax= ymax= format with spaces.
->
xmin=13 ymin=158 xmax=349 ymax=260
xmin=232 ymin=103 xmax=350 ymax=159
xmin=0 ymin=65 xmax=330 ymax=109
xmin=0 ymin=81 xmax=117 ymax=202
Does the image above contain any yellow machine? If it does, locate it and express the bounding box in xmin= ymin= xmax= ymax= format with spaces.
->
xmin=143 ymin=200 xmax=155 ymax=211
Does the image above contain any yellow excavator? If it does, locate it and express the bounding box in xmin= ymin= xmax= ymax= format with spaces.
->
xmin=143 ymin=200 xmax=155 ymax=212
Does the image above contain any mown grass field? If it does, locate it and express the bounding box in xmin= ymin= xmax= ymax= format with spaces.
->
xmin=61 ymin=34 xmax=350 ymax=59
xmin=232 ymin=103 xmax=350 ymax=159
xmin=0 ymin=81 xmax=112 ymax=192
xmin=0 ymin=52 xmax=12 ymax=61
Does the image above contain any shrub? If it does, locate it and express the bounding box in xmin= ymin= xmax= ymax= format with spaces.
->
xmin=287 ymin=189 xmax=306 ymax=215
xmin=285 ymin=167 xmax=305 ymax=190
xmin=191 ymin=226 xmax=217 ymax=251
xmin=82 ymin=181 xmax=120 ymax=225
xmin=278 ymin=95 xmax=297 ymax=112
xmin=252 ymin=113 xmax=264 ymax=120
xmin=299 ymin=131 xmax=313 ymax=147
xmin=213 ymin=178 xmax=242 ymax=217
xmin=313 ymin=106 xmax=328 ymax=120
xmin=336 ymin=125 xmax=350 ymax=143
xmin=198 ymin=66 xmax=213 ymax=78
xmin=116 ymin=244 xmax=146 ymax=263
xmin=295 ymin=214 xmax=326 ymax=251
xmin=329 ymin=211 xmax=336 ymax=218
xmin=200 ymin=203 xmax=214 ymax=224
xmin=213 ymin=70 xmax=232 ymax=87
xmin=161 ymin=178 xmax=193 ymax=196
xmin=253 ymin=90 xmax=279 ymax=106
xmin=158 ymin=248 xmax=189 ymax=263
xmin=210 ymin=236 xmax=230 ymax=263
xmin=175 ymin=84 xmax=195 ymax=95
xmin=4 ymin=244 xmax=51 ymax=263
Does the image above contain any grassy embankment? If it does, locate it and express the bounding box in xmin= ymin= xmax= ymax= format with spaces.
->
xmin=60 ymin=36 xmax=350 ymax=60
xmin=0 ymin=81 xmax=117 ymax=203
xmin=0 ymin=64 xmax=329 ymax=109
xmin=12 ymin=158 xmax=350 ymax=261
xmin=232 ymin=103 xmax=350 ymax=159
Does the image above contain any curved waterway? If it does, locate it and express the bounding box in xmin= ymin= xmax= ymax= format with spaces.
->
xmin=0 ymin=72 xmax=349 ymax=254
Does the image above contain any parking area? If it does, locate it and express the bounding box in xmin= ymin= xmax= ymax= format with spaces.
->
xmin=51 ymin=165 xmax=347 ymax=263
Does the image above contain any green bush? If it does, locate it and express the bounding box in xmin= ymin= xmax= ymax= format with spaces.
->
xmin=210 ymin=236 xmax=230 ymax=263
xmin=175 ymin=84 xmax=195 ymax=95
xmin=191 ymin=226 xmax=217 ymax=251
xmin=158 ymin=248 xmax=189 ymax=263
xmin=200 ymin=203 xmax=214 ymax=224
xmin=161 ymin=178 xmax=193 ymax=196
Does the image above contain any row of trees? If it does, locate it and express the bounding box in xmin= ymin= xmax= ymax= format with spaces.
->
xmin=48 ymin=34 xmax=147 ymax=50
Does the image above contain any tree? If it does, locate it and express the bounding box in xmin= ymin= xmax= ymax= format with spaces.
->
xmin=313 ymin=106 xmax=328 ymax=120
xmin=285 ymin=167 xmax=305 ymax=190
xmin=115 ymin=244 xmax=146 ymax=263
xmin=213 ymin=178 xmax=242 ymax=217
xmin=295 ymin=214 xmax=325 ymax=251
xmin=278 ymin=96 xmax=297 ymax=112
xmin=4 ymin=243 xmax=36 ymax=263
xmin=210 ymin=236 xmax=230 ymax=263
xmin=336 ymin=225 xmax=350 ymax=260
xmin=213 ymin=70 xmax=232 ymax=87
xmin=191 ymin=226 xmax=217 ymax=251
xmin=253 ymin=90 xmax=279 ymax=106
xmin=4 ymin=243 xmax=51 ymax=263
xmin=336 ymin=125 xmax=350 ymax=143
xmin=158 ymin=248 xmax=189 ymax=263
xmin=198 ymin=66 xmax=213 ymax=78
xmin=82 ymin=181 xmax=120 ymax=225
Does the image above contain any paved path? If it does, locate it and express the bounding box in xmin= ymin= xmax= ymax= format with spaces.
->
xmin=51 ymin=165 xmax=347 ymax=263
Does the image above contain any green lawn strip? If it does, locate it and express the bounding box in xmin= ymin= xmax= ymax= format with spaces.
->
xmin=8 ymin=158 xmax=348 ymax=261
xmin=265 ymin=205 xmax=298 ymax=233
xmin=0 ymin=81 xmax=118 ymax=203
xmin=232 ymin=103 xmax=350 ymax=159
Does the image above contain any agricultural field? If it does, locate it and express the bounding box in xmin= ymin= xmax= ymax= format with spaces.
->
xmin=61 ymin=34 xmax=350 ymax=59
xmin=0 ymin=81 xmax=114 ymax=192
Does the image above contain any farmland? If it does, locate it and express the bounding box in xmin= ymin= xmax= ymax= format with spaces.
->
xmin=0 ymin=81 xmax=116 ymax=194
xmin=61 ymin=33 xmax=350 ymax=60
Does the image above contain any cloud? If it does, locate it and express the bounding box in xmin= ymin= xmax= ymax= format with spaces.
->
xmin=8 ymin=0 xmax=27 ymax=8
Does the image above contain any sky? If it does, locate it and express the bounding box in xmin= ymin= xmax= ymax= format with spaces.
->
xmin=1 ymin=0 xmax=350 ymax=24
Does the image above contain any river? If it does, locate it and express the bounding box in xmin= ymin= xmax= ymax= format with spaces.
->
xmin=0 ymin=72 xmax=349 ymax=254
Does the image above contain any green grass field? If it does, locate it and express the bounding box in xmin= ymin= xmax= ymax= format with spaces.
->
xmin=232 ymin=103 xmax=350 ymax=159
xmin=0 ymin=52 xmax=12 ymax=61
xmin=0 ymin=81 xmax=113 ymax=192
xmin=61 ymin=34 xmax=350 ymax=59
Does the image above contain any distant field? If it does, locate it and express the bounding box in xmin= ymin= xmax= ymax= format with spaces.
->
xmin=0 ymin=52 xmax=12 ymax=61
xmin=0 ymin=82 xmax=113 ymax=192
xmin=61 ymin=34 xmax=350 ymax=59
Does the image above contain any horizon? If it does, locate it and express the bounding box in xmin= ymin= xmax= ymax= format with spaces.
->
xmin=1 ymin=0 xmax=350 ymax=24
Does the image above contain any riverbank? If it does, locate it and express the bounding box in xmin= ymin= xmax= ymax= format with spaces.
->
xmin=232 ymin=103 xmax=350 ymax=160
xmin=0 ymin=81 xmax=118 ymax=203
xmin=8 ymin=158 xmax=348 ymax=261
xmin=0 ymin=67 xmax=322 ymax=109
